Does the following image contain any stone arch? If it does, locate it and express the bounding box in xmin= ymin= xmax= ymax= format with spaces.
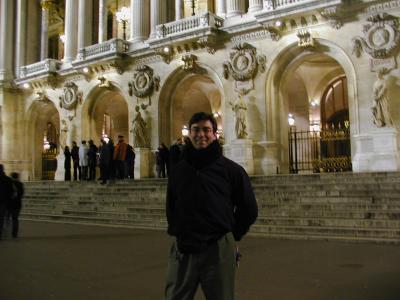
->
xmin=25 ymin=96 xmax=60 ymax=180
xmin=265 ymin=39 xmax=357 ymax=171
xmin=81 ymin=83 xmax=130 ymax=145
xmin=158 ymin=63 xmax=225 ymax=145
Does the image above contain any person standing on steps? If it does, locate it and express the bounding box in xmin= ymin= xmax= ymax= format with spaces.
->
xmin=165 ymin=112 xmax=258 ymax=300
xmin=0 ymin=165 xmax=14 ymax=240
xmin=8 ymin=172 xmax=24 ymax=238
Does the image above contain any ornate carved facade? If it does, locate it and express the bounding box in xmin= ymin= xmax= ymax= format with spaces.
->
xmin=1 ymin=0 xmax=400 ymax=180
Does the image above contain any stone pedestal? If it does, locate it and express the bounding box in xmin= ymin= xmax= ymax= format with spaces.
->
xmin=353 ymin=128 xmax=400 ymax=172
xmin=134 ymin=148 xmax=150 ymax=179
xmin=223 ymin=139 xmax=254 ymax=175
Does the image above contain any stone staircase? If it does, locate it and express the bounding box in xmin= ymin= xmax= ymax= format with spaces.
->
xmin=20 ymin=172 xmax=400 ymax=243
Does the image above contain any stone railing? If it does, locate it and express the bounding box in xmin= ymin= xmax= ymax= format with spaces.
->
xmin=155 ymin=12 xmax=224 ymax=38
xmin=271 ymin=0 xmax=309 ymax=9
xmin=256 ymin=0 xmax=342 ymax=22
xmin=19 ymin=59 xmax=61 ymax=78
xmin=77 ymin=38 xmax=130 ymax=61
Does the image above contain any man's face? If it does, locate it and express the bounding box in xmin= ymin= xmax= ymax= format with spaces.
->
xmin=189 ymin=120 xmax=217 ymax=150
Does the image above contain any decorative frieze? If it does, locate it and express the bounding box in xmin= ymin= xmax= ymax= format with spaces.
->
xmin=366 ymin=0 xmax=400 ymax=14
xmin=231 ymin=28 xmax=280 ymax=43
xmin=320 ymin=6 xmax=342 ymax=29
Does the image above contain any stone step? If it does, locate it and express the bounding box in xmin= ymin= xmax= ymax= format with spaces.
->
xmin=259 ymin=209 xmax=400 ymax=219
xmin=251 ymin=224 xmax=400 ymax=239
xmin=256 ymin=216 xmax=400 ymax=229
xmin=20 ymin=213 xmax=168 ymax=229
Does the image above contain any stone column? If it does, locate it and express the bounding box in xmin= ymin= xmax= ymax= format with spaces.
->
xmin=0 ymin=0 xmax=14 ymax=80
xmin=130 ymin=0 xmax=150 ymax=42
xmin=216 ymin=0 xmax=227 ymax=18
xmin=98 ymin=0 xmax=108 ymax=42
xmin=39 ymin=0 xmax=51 ymax=60
xmin=78 ymin=0 xmax=93 ymax=52
xmin=64 ymin=0 xmax=79 ymax=62
xmin=15 ymin=0 xmax=27 ymax=77
xmin=226 ymin=0 xmax=245 ymax=18
xmin=175 ymin=0 xmax=183 ymax=20
xmin=248 ymin=0 xmax=263 ymax=13
xmin=150 ymin=0 xmax=166 ymax=39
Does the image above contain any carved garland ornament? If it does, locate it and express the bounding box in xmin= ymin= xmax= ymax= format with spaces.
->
xmin=352 ymin=13 xmax=400 ymax=59
xmin=223 ymin=43 xmax=266 ymax=81
xmin=59 ymin=82 xmax=82 ymax=110
xmin=129 ymin=65 xmax=160 ymax=98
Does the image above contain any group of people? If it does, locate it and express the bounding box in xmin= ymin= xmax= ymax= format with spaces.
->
xmin=63 ymin=135 xmax=135 ymax=184
xmin=0 ymin=164 xmax=24 ymax=240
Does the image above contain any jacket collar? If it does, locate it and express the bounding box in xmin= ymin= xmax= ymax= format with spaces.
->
xmin=183 ymin=139 xmax=222 ymax=169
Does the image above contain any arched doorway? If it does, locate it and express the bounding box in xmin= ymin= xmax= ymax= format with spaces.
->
xmin=266 ymin=41 xmax=357 ymax=174
xmin=83 ymin=88 xmax=129 ymax=144
xmin=171 ymin=74 xmax=222 ymax=141
xmin=159 ymin=68 xmax=224 ymax=146
xmin=284 ymin=55 xmax=351 ymax=173
xmin=27 ymin=98 xmax=60 ymax=180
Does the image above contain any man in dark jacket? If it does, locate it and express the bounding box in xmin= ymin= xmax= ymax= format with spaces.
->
xmin=165 ymin=112 xmax=258 ymax=300
xmin=71 ymin=141 xmax=80 ymax=181
xmin=0 ymin=164 xmax=15 ymax=240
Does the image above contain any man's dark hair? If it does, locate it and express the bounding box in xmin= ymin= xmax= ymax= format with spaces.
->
xmin=189 ymin=112 xmax=217 ymax=133
xmin=10 ymin=172 xmax=19 ymax=179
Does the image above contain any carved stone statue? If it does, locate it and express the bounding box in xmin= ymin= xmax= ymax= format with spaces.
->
xmin=372 ymin=69 xmax=393 ymax=128
xmin=230 ymin=93 xmax=248 ymax=139
xmin=60 ymin=119 xmax=68 ymax=150
xmin=132 ymin=105 xmax=147 ymax=147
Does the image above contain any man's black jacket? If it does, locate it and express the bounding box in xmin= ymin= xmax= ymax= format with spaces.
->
xmin=166 ymin=140 xmax=258 ymax=248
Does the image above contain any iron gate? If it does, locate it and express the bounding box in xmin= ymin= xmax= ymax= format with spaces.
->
xmin=289 ymin=124 xmax=351 ymax=173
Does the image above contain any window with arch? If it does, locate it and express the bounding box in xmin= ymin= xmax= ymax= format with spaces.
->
xmin=321 ymin=76 xmax=349 ymax=130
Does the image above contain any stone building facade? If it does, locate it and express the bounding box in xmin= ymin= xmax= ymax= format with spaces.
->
xmin=1 ymin=0 xmax=400 ymax=180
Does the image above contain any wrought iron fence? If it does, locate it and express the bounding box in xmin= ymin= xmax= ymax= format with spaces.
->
xmin=289 ymin=124 xmax=351 ymax=173
xmin=42 ymin=148 xmax=58 ymax=180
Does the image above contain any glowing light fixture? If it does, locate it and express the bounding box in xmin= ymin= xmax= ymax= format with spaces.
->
xmin=288 ymin=113 xmax=295 ymax=126
xmin=116 ymin=6 xmax=130 ymax=40
xmin=181 ymin=125 xmax=189 ymax=137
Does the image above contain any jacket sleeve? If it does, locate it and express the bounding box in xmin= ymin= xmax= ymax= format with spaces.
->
xmin=166 ymin=177 xmax=177 ymax=236
xmin=231 ymin=167 xmax=258 ymax=241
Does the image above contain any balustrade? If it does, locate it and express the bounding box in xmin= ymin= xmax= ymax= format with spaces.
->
xmin=19 ymin=59 xmax=61 ymax=78
xmin=77 ymin=38 xmax=130 ymax=61
xmin=155 ymin=12 xmax=223 ymax=39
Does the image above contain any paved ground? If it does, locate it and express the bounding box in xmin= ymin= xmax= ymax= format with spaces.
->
xmin=0 ymin=221 xmax=399 ymax=300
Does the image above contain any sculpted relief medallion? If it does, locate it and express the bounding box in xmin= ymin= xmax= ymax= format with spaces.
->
xmin=224 ymin=43 xmax=259 ymax=81
xmin=129 ymin=65 xmax=160 ymax=98
xmin=352 ymin=13 xmax=400 ymax=59
xmin=59 ymin=82 xmax=82 ymax=110
xmin=223 ymin=43 xmax=266 ymax=94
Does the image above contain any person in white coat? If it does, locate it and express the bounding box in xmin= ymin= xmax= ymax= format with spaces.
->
xmin=79 ymin=140 xmax=89 ymax=180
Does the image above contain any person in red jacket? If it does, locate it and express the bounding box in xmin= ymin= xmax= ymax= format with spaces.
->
xmin=113 ymin=135 xmax=128 ymax=179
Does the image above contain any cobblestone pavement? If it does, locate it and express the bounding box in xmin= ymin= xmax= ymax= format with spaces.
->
xmin=0 ymin=221 xmax=399 ymax=300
